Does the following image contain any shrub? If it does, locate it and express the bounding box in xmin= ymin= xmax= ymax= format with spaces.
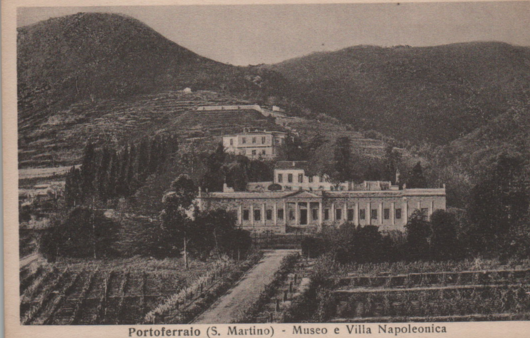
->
xmin=39 ymin=207 xmax=119 ymax=260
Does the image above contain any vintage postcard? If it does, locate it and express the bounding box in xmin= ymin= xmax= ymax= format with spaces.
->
xmin=3 ymin=0 xmax=530 ymax=337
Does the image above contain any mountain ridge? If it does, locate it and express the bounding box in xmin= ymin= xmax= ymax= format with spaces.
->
xmin=268 ymin=41 xmax=530 ymax=145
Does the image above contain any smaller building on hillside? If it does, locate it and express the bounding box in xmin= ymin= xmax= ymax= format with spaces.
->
xmin=222 ymin=131 xmax=287 ymax=160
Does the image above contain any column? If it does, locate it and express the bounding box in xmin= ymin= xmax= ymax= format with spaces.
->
xmin=273 ymin=203 xmax=278 ymax=226
xmin=239 ymin=205 xmax=243 ymax=226
xmin=417 ymin=201 xmax=421 ymax=212
xmin=331 ymin=202 xmax=335 ymax=223
xmin=262 ymin=203 xmax=266 ymax=225
xmin=354 ymin=202 xmax=359 ymax=225
xmin=344 ymin=202 xmax=348 ymax=224
xmin=367 ymin=202 xmax=371 ymax=225
xmin=391 ymin=202 xmax=395 ymax=226
xmin=379 ymin=202 xmax=383 ymax=225
xmin=318 ymin=202 xmax=323 ymax=229
xmin=283 ymin=201 xmax=287 ymax=226
xmin=431 ymin=200 xmax=435 ymax=218
xmin=403 ymin=199 xmax=408 ymax=226
xmin=295 ymin=202 xmax=299 ymax=225
xmin=250 ymin=204 xmax=254 ymax=226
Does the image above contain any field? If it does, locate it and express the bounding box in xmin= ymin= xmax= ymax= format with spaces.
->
xmin=20 ymin=256 xmax=242 ymax=325
xmin=315 ymin=259 xmax=530 ymax=322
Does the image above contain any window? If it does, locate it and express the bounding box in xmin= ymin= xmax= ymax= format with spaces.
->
xmin=266 ymin=209 xmax=272 ymax=220
xmin=278 ymin=174 xmax=283 ymax=183
xmin=254 ymin=209 xmax=261 ymax=221
xmin=324 ymin=209 xmax=330 ymax=220
xmin=230 ymin=139 xmax=233 ymax=146
xmin=252 ymin=137 xmax=257 ymax=144
xmin=275 ymin=139 xmax=280 ymax=145
xmin=243 ymin=210 xmax=249 ymax=221
xmin=252 ymin=150 xmax=257 ymax=155
xmin=242 ymin=137 xmax=246 ymax=144
xmin=384 ymin=208 xmax=390 ymax=220
xmin=298 ymin=174 xmax=303 ymax=183
xmin=371 ymin=209 xmax=378 ymax=220
xmin=336 ymin=209 xmax=342 ymax=220
xmin=395 ymin=208 xmax=402 ymax=219
xmin=308 ymin=176 xmax=313 ymax=183
xmin=288 ymin=174 xmax=293 ymax=183
xmin=312 ymin=209 xmax=319 ymax=220
xmin=289 ymin=209 xmax=295 ymax=220
xmin=360 ymin=209 xmax=366 ymax=220
xmin=262 ymin=136 xmax=266 ymax=144
xmin=262 ymin=150 xmax=266 ymax=155
xmin=348 ymin=209 xmax=354 ymax=221
xmin=278 ymin=209 xmax=284 ymax=220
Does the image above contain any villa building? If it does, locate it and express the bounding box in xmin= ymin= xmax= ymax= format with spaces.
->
xmin=196 ymin=161 xmax=446 ymax=233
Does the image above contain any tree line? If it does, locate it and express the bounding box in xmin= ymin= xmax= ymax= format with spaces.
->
xmin=64 ymin=134 xmax=178 ymax=208
xmin=302 ymin=153 xmax=530 ymax=263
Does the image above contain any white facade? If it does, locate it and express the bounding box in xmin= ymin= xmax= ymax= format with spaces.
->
xmin=198 ymin=188 xmax=447 ymax=233
xmin=222 ymin=131 xmax=287 ymax=160
xmin=272 ymin=161 xmax=396 ymax=192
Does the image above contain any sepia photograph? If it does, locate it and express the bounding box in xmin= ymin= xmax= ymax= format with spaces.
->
xmin=4 ymin=0 xmax=530 ymax=335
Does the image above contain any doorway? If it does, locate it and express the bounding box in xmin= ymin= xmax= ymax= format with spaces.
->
xmin=300 ymin=209 xmax=308 ymax=225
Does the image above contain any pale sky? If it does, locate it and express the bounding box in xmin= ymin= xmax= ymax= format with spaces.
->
xmin=17 ymin=2 xmax=530 ymax=66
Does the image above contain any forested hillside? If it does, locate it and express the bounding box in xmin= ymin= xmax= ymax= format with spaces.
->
xmin=269 ymin=43 xmax=530 ymax=145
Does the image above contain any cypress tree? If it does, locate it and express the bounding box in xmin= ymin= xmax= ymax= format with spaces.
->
xmin=80 ymin=141 xmax=97 ymax=199
xmin=96 ymin=146 xmax=112 ymax=202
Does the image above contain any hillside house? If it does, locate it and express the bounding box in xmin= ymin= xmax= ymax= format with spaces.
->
xmin=222 ymin=131 xmax=287 ymax=160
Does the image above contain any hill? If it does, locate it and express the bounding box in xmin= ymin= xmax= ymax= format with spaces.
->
xmin=269 ymin=42 xmax=530 ymax=145
xmin=18 ymin=12 xmax=291 ymax=126
xmin=17 ymin=12 xmax=293 ymax=167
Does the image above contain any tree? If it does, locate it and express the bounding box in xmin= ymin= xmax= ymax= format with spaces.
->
xmin=169 ymin=174 xmax=197 ymax=209
xmin=248 ymin=160 xmax=273 ymax=182
xmin=201 ymin=143 xmax=227 ymax=192
xmin=279 ymin=136 xmax=307 ymax=161
xmin=468 ymin=154 xmax=529 ymax=255
xmin=80 ymin=141 xmax=97 ymax=200
xmin=64 ymin=166 xmax=83 ymax=208
xmin=39 ymin=207 xmax=119 ymax=260
xmin=430 ymin=210 xmax=461 ymax=260
xmin=332 ymin=137 xmax=353 ymax=183
xmin=190 ymin=210 xmax=239 ymax=259
xmin=405 ymin=210 xmax=432 ymax=261
xmin=318 ymin=223 xmax=387 ymax=264
xmin=500 ymin=213 xmax=530 ymax=260
xmin=407 ymin=162 xmax=427 ymax=188
xmin=96 ymin=146 xmax=112 ymax=202
xmin=383 ymin=145 xmax=402 ymax=183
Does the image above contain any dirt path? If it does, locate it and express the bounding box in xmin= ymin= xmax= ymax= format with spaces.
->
xmin=193 ymin=249 xmax=297 ymax=324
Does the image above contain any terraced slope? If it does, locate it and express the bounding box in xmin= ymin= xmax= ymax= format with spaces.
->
xmin=18 ymin=91 xmax=251 ymax=168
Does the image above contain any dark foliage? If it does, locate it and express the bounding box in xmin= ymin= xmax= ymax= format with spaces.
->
xmin=405 ymin=210 xmax=432 ymax=261
xmin=39 ymin=207 xmax=119 ymax=260
xmin=64 ymin=134 xmax=177 ymax=207
xmin=467 ymin=154 xmax=529 ymax=255
xmin=430 ymin=210 xmax=462 ymax=260
xmin=406 ymin=162 xmax=427 ymax=188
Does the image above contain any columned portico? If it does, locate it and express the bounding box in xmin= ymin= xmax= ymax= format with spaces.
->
xmin=198 ymin=187 xmax=446 ymax=233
